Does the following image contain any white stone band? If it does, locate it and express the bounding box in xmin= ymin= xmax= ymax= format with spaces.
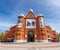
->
xmin=38 ymin=40 xmax=48 ymax=42
xmin=14 ymin=40 xmax=27 ymax=43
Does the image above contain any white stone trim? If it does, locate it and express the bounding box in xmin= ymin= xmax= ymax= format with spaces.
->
xmin=38 ymin=40 xmax=48 ymax=42
xmin=14 ymin=40 xmax=27 ymax=43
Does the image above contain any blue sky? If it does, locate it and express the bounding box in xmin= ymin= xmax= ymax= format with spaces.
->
xmin=0 ymin=0 xmax=60 ymax=33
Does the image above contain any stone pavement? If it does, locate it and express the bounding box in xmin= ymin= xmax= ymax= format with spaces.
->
xmin=0 ymin=42 xmax=60 ymax=50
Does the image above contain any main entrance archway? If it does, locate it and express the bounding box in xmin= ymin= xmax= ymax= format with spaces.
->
xmin=27 ymin=31 xmax=35 ymax=42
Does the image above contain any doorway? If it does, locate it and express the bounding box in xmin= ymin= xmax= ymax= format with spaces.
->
xmin=27 ymin=31 xmax=35 ymax=42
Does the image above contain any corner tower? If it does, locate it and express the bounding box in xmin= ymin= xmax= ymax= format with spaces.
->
xmin=14 ymin=14 xmax=26 ymax=43
xmin=37 ymin=14 xmax=48 ymax=42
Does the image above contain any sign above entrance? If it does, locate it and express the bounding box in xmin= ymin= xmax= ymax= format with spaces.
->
xmin=26 ymin=19 xmax=36 ymax=28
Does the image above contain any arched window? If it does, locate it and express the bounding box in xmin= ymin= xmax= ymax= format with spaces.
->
xmin=26 ymin=21 xmax=31 ymax=26
xmin=18 ymin=18 xmax=22 ymax=27
xmin=32 ymin=21 xmax=35 ymax=26
xmin=40 ymin=18 xmax=44 ymax=28
xmin=18 ymin=18 xmax=22 ymax=23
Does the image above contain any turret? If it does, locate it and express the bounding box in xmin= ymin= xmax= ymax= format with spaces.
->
xmin=37 ymin=13 xmax=45 ymax=28
xmin=17 ymin=14 xmax=24 ymax=27
xmin=37 ymin=14 xmax=48 ymax=42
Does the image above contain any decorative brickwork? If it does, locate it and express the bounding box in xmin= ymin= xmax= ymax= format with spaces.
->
xmin=4 ymin=9 xmax=57 ymax=43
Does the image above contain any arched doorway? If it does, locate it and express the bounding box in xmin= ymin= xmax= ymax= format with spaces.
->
xmin=27 ymin=31 xmax=35 ymax=42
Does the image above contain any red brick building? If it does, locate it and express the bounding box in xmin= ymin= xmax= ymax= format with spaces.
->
xmin=4 ymin=9 xmax=57 ymax=43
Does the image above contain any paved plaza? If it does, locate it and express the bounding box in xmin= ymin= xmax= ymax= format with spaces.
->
xmin=0 ymin=42 xmax=60 ymax=50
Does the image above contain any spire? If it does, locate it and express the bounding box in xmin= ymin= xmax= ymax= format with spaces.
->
xmin=29 ymin=9 xmax=33 ymax=12
xmin=37 ymin=13 xmax=44 ymax=16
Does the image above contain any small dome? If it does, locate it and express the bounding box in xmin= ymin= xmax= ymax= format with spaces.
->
xmin=11 ymin=25 xmax=14 ymax=27
xmin=29 ymin=9 xmax=33 ymax=12
xmin=18 ymin=14 xmax=25 ymax=16
xmin=37 ymin=13 xmax=44 ymax=16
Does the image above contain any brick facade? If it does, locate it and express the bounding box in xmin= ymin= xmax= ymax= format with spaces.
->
xmin=4 ymin=9 xmax=57 ymax=43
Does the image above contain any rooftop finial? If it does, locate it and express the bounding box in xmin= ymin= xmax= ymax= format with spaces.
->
xmin=29 ymin=9 xmax=33 ymax=12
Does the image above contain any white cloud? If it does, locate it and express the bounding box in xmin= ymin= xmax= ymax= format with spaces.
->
xmin=0 ymin=22 xmax=13 ymax=32
xmin=48 ymin=0 xmax=60 ymax=7
xmin=43 ymin=0 xmax=60 ymax=33
xmin=0 ymin=22 xmax=12 ymax=27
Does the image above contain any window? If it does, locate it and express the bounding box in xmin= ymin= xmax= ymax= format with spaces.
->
xmin=18 ymin=19 xmax=22 ymax=23
xmin=40 ymin=18 xmax=44 ymax=28
xmin=17 ymin=29 xmax=20 ymax=32
xmin=41 ymin=29 xmax=43 ymax=31
xmin=48 ymin=35 xmax=51 ymax=38
xmin=32 ymin=21 xmax=35 ymax=26
xmin=16 ymin=33 xmax=20 ymax=36
xmin=48 ymin=35 xmax=49 ymax=38
xmin=40 ymin=24 xmax=43 ymax=27
xmin=26 ymin=21 xmax=31 ymax=26
xmin=26 ymin=19 xmax=36 ymax=28
xmin=41 ymin=34 xmax=43 ymax=37
xmin=18 ymin=18 xmax=22 ymax=27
